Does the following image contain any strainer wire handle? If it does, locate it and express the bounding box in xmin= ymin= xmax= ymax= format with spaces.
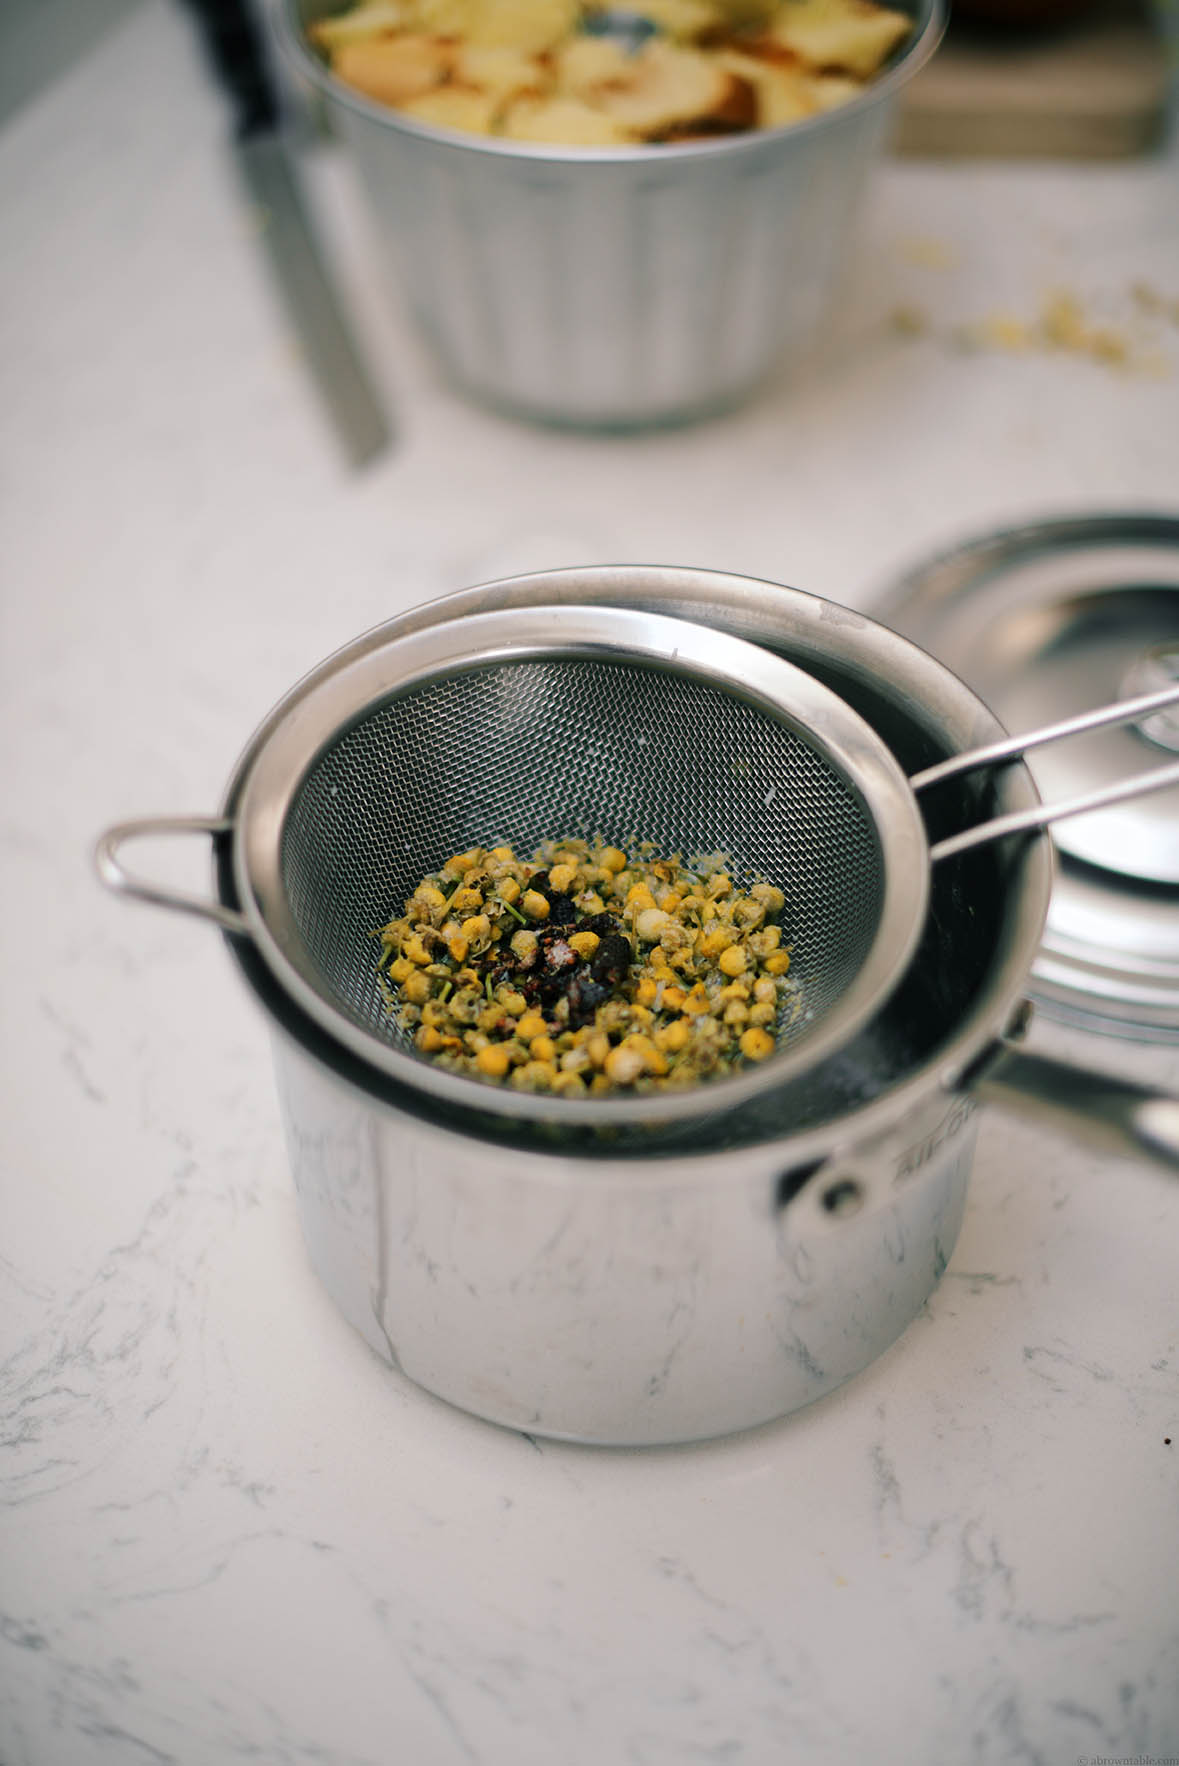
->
xmin=911 ymin=681 xmax=1179 ymax=792
xmin=926 ymin=757 xmax=1179 ymax=865
xmin=94 ymin=816 xmax=250 ymax=936
xmin=910 ymin=682 xmax=1179 ymax=865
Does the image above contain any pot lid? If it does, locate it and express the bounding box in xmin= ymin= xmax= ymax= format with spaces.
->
xmin=879 ymin=512 xmax=1179 ymax=1042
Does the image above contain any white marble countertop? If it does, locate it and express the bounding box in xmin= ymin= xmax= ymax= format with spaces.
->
xmin=4 ymin=5 xmax=1179 ymax=1761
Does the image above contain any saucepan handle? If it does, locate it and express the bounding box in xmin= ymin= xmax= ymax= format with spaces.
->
xmin=972 ymin=1043 xmax=1179 ymax=1173
xmin=94 ymin=816 xmax=250 ymax=936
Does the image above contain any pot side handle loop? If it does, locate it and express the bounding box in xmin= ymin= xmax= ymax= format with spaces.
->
xmin=973 ymin=1044 xmax=1179 ymax=1174
xmin=94 ymin=816 xmax=250 ymax=936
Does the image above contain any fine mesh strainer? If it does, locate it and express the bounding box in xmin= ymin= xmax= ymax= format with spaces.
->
xmin=96 ymin=604 xmax=930 ymax=1128
xmin=96 ymin=602 xmax=1179 ymax=1130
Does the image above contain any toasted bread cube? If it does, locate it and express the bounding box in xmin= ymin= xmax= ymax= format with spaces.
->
xmin=418 ymin=0 xmax=479 ymax=32
xmin=452 ymin=42 xmax=545 ymax=99
xmin=332 ymin=33 xmax=451 ymax=105
xmin=311 ymin=1 xmax=413 ymax=49
xmin=400 ymin=86 xmax=502 ymax=131
xmin=803 ymin=71 xmax=863 ymax=109
xmin=553 ymin=34 xmax=633 ymax=97
xmin=716 ymin=48 xmax=815 ymax=125
xmin=502 ymin=95 xmax=638 ymax=143
xmin=594 ymin=41 xmax=734 ymax=135
xmin=766 ymin=0 xmax=912 ymax=78
xmin=616 ymin=0 xmax=725 ymax=40
xmin=461 ymin=0 xmax=581 ymax=52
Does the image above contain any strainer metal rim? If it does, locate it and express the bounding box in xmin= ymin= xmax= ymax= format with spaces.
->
xmin=232 ymin=604 xmax=930 ymax=1126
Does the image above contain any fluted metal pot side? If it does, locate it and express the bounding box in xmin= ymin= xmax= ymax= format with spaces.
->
xmin=275 ymin=0 xmax=944 ymax=423
xmin=332 ymin=100 xmax=894 ymax=423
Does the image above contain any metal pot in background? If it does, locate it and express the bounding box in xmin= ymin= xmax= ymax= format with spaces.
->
xmin=95 ymin=567 xmax=1179 ymax=1445
xmin=270 ymin=0 xmax=943 ymax=427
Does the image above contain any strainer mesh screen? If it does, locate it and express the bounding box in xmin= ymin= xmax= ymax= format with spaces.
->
xmin=279 ymin=657 xmax=883 ymax=1065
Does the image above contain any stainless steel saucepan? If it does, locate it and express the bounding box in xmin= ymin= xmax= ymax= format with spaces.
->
xmin=95 ymin=567 xmax=1179 ymax=1445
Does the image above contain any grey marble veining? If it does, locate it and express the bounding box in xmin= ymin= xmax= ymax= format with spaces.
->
xmin=3 ymin=2 xmax=1179 ymax=1761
